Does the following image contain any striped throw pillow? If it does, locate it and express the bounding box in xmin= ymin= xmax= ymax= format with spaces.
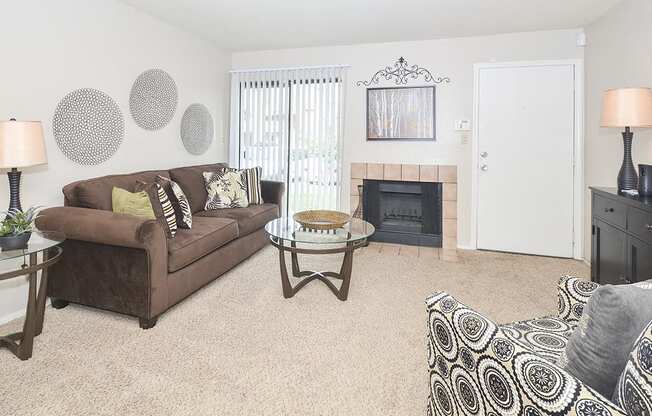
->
xmin=156 ymin=175 xmax=192 ymax=229
xmin=155 ymin=183 xmax=177 ymax=237
xmin=135 ymin=181 xmax=177 ymax=238
xmin=224 ymin=167 xmax=263 ymax=205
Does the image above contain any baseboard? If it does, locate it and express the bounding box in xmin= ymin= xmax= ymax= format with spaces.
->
xmin=456 ymin=245 xmax=476 ymax=251
xmin=0 ymin=299 xmax=51 ymax=326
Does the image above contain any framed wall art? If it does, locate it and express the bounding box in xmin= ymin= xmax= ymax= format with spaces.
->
xmin=366 ymin=86 xmax=435 ymax=141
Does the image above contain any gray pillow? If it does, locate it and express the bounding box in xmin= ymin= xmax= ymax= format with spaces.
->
xmin=557 ymin=282 xmax=652 ymax=398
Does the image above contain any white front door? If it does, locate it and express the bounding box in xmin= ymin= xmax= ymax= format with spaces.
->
xmin=476 ymin=63 xmax=576 ymax=258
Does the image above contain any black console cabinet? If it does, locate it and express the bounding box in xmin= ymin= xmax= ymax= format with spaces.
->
xmin=591 ymin=187 xmax=652 ymax=285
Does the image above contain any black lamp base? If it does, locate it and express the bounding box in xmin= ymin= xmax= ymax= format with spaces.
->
xmin=7 ymin=168 xmax=22 ymax=212
xmin=618 ymin=127 xmax=638 ymax=192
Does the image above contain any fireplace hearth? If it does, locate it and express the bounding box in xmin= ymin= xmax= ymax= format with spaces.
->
xmin=363 ymin=179 xmax=442 ymax=247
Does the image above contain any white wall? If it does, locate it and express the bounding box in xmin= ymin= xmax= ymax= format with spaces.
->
xmin=0 ymin=0 xmax=229 ymax=323
xmin=584 ymin=0 xmax=652 ymax=260
xmin=232 ymin=30 xmax=585 ymax=249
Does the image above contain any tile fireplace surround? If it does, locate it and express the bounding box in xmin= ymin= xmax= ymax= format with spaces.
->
xmin=350 ymin=163 xmax=458 ymax=261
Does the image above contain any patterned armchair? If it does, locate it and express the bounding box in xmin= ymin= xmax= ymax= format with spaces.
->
xmin=426 ymin=276 xmax=627 ymax=416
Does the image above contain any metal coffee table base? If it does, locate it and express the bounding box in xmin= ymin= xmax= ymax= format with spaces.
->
xmin=270 ymin=238 xmax=366 ymax=301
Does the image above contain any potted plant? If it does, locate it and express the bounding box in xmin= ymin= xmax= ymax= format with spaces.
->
xmin=0 ymin=207 xmax=41 ymax=251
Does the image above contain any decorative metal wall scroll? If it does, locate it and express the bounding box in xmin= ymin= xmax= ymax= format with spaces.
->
xmin=129 ymin=69 xmax=178 ymax=130
xmin=180 ymin=103 xmax=214 ymax=155
xmin=53 ymin=88 xmax=124 ymax=165
xmin=356 ymin=57 xmax=450 ymax=86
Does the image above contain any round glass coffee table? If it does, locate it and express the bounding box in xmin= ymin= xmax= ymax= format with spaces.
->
xmin=0 ymin=231 xmax=65 ymax=360
xmin=265 ymin=217 xmax=375 ymax=301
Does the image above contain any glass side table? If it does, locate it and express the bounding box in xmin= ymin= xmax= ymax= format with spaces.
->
xmin=0 ymin=231 xmax=65 ymax=360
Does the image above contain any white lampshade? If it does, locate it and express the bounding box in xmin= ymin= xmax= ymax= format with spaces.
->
xmin=601 ymin=88 xmax=652 ymax=128
xmin=0 ymin=120 xmax=47 ymax=169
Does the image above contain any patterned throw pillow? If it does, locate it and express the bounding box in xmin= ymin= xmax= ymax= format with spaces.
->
xmin=135 ymin=181 xmax=177 ymax=238
xmin=156 ymin=175 xmax=192 ymax=229
xmin=613 ymin=319 xmax=652 ymax=415
xmin=223 ymin=167 xmax=263 ymax=205
xmin=203 ymin=170 xmax=249 ymax=209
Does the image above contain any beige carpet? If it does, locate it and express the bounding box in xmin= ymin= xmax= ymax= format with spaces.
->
xmin=0 ymin=246 xmax=588 ymax=416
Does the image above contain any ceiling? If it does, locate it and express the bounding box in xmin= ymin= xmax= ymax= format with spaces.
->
xmin=119 ymin=0 xmax=623 ymax=52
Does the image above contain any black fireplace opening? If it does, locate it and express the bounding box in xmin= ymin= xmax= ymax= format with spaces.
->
xmin=363 ymin=179 xmax=442 ymax=247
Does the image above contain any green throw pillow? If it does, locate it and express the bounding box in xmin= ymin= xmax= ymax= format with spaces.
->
xmin=111 ymin=187 xmax=156 ymax=219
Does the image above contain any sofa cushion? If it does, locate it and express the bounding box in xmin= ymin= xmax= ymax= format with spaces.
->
xmin=135 ymin=181 xmax=178 ymax=238
xmin=195 ymin=203 xmax=278 ymax=237
xmin=203 ymin=170 xmax=250 ymax=209
xmin=167 ymin=217 xmax=238 ymax=272
xmin=67 ymin=170 xmax=170 ymax=210
xmin=156 ymin=175 xmax=192 ymax=229
xmin=557 ymin=282 xmax=652 ymax=398
xmin=223 ymin=166 xmax=264 ymax=204
xmin=613 ymin=320 xmax=652 ymax=413
xmin=168 ymin=163 xmax=227 ymax=214
xmin=111 ymin=187 xmax=156 ymax=219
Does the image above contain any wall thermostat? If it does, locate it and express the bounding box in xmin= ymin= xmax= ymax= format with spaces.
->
xmin=455 ymin=120 xmax=471 ymax=131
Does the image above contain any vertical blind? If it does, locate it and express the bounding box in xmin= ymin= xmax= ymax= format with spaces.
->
xmin=229 ymin=66 xmax=348 ymax=215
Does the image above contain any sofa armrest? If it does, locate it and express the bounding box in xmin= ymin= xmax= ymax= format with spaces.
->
xmin=261 ymin=180 xmax=285 ymax=212
xmin=426 ymin=292 xmax=624 ymax=416
xmin=36 ymin=206 xmax=166 ymax=250
xmin=36 ymin=206 xmax=169 ymax=318
xmin=557 ymin=275 xmax=599 ymax=324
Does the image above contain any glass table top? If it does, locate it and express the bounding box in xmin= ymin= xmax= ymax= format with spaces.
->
xmin=0 ymin=231 xmax=66 ymax=262
xmin=265 ymin=217 xmax=375 ymax=245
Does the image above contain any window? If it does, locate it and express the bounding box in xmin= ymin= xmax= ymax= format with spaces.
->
xmin=230 ymin=67 xmax=347 ymax=215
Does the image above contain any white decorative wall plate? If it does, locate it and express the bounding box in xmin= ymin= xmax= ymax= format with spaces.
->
xmin=180 ymin=103 xmax=214 ymax=155
xmin=129 ymin=68 xmax=178 ymax=130
xmin=53 ymin=88 xmax=124 ymax=165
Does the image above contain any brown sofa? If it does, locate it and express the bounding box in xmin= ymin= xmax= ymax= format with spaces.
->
xmin=36 ymin=163 xmax=284 ymax=329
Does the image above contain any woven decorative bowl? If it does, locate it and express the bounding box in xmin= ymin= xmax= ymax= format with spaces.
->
xmin=293 ymin=210 xmax=351 ymax=231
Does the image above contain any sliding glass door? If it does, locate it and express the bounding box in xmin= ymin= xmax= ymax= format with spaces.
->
xmin=234 ymin=67 xmax=346 ymax=216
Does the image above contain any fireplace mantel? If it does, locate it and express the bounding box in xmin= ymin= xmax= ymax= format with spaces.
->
xmin=350 ymin=163 xmax=457 ymax=261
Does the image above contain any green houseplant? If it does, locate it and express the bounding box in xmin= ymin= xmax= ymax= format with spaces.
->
xmin=0 ymin=206 xmax=41 ymax=251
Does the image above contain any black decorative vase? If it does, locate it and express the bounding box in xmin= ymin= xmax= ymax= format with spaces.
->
xmin=639 ymin=164 xmax=652 ymax=197
xmin=0 ymin=232 xmax=31 ymax=251
xmin=618 ymin=128 xmax=638 ymax=192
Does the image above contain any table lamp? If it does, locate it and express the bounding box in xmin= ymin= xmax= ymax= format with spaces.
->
xmin=601 ymin=88 xmax=652 ymax=192
xmin=0 ymin=119 xmax=47 ymax=212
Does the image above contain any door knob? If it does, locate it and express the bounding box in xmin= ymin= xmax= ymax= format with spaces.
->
xmin=481 ymin=164 xmax=488 ymax=171
xmin=480 ymin=152 xmax=488 ymax=158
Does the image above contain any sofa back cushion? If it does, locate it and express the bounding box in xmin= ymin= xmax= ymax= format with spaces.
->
xmin=63 ymin=170 xmax=170 ymax=210
xmin=169 ymin=163 xmax=227 ymax=213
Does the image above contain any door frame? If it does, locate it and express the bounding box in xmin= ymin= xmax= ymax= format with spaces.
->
xmin=470 ymin=60 xmax=584 ymax=260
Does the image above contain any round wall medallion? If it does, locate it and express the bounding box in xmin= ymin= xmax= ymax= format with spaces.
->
xmin=129 ymin=69 xmax=178 ymax=130
xmin=180 ymin=103 xmax=214 ymax=155
xmin=53 ymin=88 xmax=124 ymax=165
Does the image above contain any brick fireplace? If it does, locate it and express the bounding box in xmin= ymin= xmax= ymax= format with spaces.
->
xmin=350 ymin=163 xmax=457 ymax=261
